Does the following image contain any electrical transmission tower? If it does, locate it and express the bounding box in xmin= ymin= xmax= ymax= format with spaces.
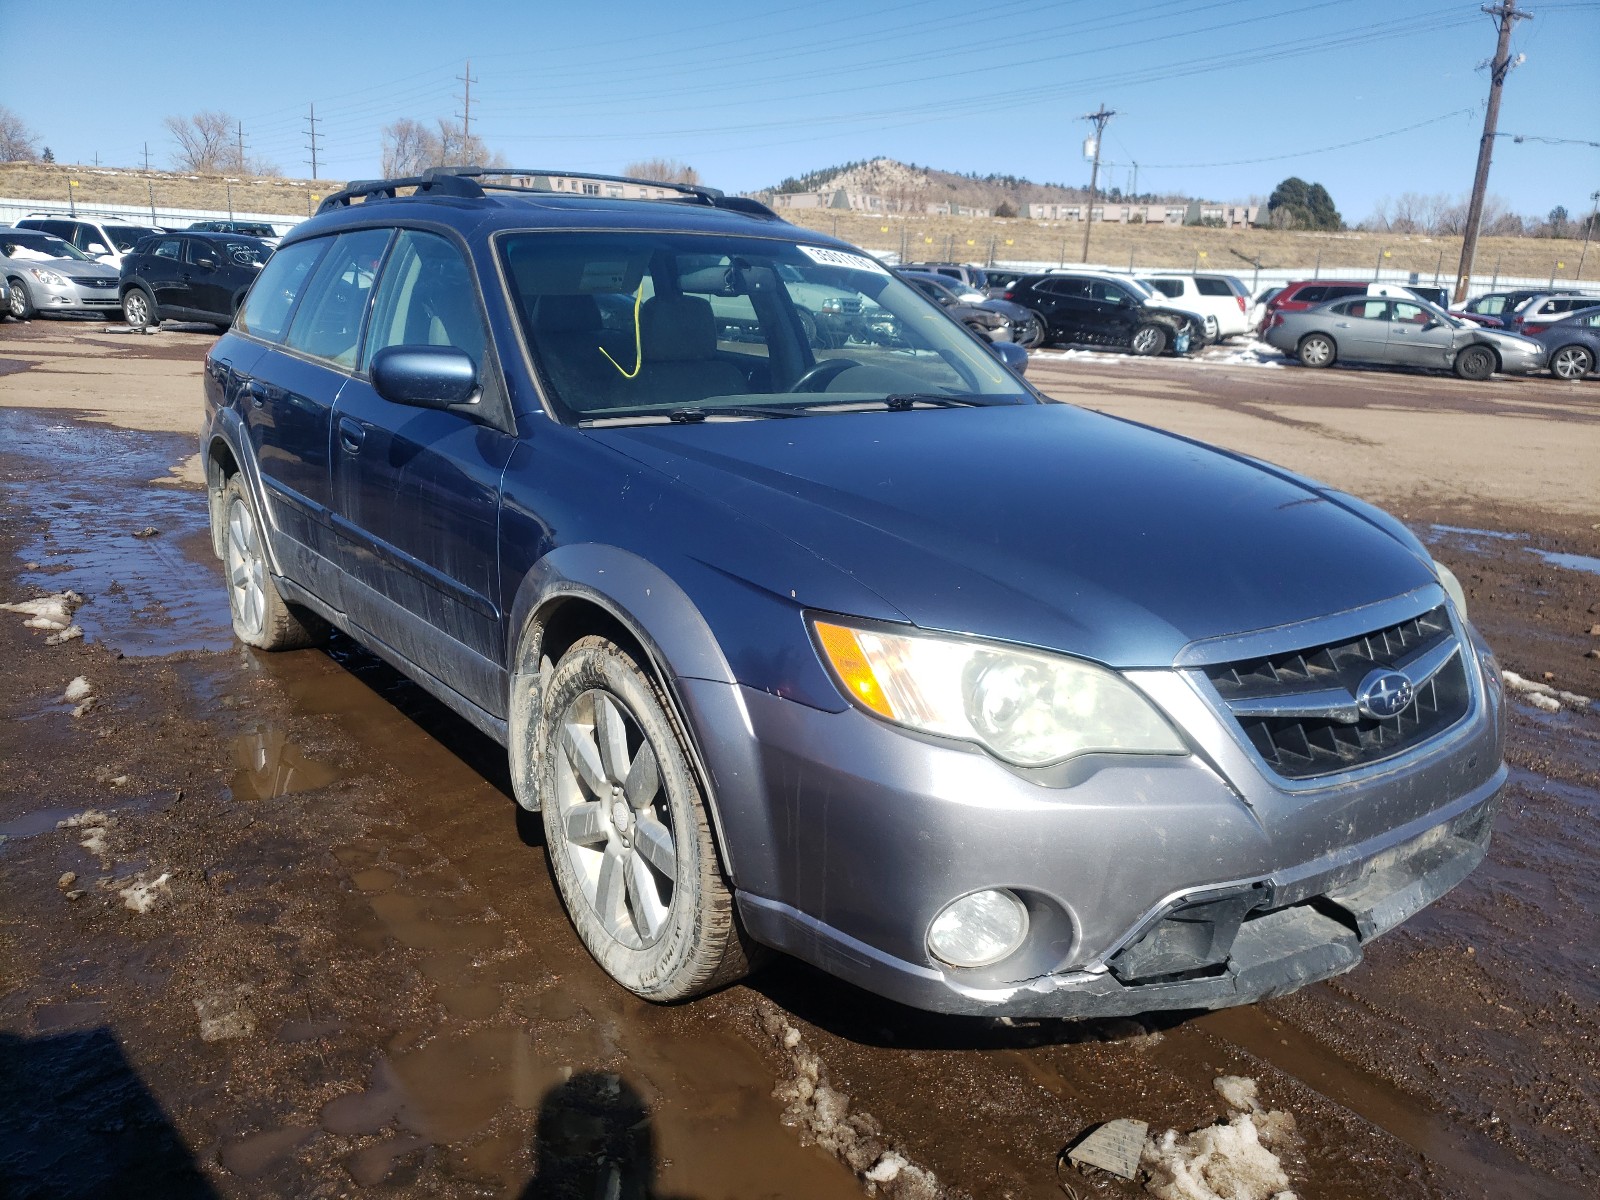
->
xmin=457 ymin=59 xmax=478 ymax=138
xmin=305 ymin=103 xmax=321 ymax=180
xmin=1080 ymin=104 xmax=1115 ymax=263
xmin=1453 ymin=1 xmax=1532 ymax=304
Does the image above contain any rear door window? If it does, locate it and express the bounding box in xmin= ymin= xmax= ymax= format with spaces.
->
xmin=152 ymin=239 xmax=182 ymax=261
xmin=236 ymin=238 xmax=329 ymax=344
xmin=285 ymin=228 xmax=393 ymax=369
xmin=1295 ymin=286 xmax=1326 ymax=303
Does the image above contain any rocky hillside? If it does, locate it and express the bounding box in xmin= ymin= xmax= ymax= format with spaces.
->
xmin=763 ymin=157 xmax=1187 ymax=211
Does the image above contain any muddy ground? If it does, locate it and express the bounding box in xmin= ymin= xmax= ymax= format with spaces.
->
xmin=0 ymin=318 xmax=1596 ymax=1200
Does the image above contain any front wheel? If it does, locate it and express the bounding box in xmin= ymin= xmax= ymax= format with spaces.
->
xmin=539 ymin=636 xmax=751 ymax=1002
xmin=1454 ymin=345 xmax=1496 ymax=381
xmin=1298 ymin=333 xmax=1336 ymax=368
xmin=1549 ymin=344 xmax=1594 ymax=380
xmin=7 ymin=278 xmax=33 ymax=321
xmin=1129 ymin=323 xmax=1168 ymax=356
xmin=122 ymin=287 xmax=156 ymax=329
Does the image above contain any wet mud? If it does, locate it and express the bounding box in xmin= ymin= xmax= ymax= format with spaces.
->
xmin=1 ymin=340 xmax=1597 ymax=1198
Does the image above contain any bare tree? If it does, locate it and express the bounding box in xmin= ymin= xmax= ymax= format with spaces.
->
xmin=622 ymin=157 xmax=700 ymax=185
xmin=379 ymin=117 xmax=503 ymax=176
xmin=0 ymin=106 xmax=41 ymax=162
xmin=165 ymin=111 xmax=233 ymax=172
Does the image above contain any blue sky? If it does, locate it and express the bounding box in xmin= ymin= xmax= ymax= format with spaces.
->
xmin=6 ymin=0 xmax=1596 ymax=221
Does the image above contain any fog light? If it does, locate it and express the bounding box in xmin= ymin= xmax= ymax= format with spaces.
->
xmin=927 ymin=889 xmax=1028 ymax=968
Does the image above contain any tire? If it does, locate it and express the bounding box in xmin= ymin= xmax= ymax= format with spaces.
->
xmin=1549 ymin=344 xmax=1594 ymax=380
xmin=218 ymin=474 xmax=327 ymax=650
xmin=1298 ymin=333 xmax=1336 ymax=368
xmin=7 ymin=277 xmax=34 ymax=321
xmin=1129 ymin=323 xmax=1168 ymax=356
xmin=1454 ymin=344 xmax=1496 ymax=382
xmin=797 ymin=308 xmax=820 ymax=347
xmin=1015 ymin=312 xmax=1047 ymax=350
xmin=122 ymin=287 xmax=156 ymax=329
xmin=539 ymin=635 xmax=751 ymax=1002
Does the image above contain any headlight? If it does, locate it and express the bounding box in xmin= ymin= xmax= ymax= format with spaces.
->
xmin=27 ymin=267 xmax=67 ymax=286
xmin=1433 ymin=559 xmax=1468 ymax=620
xmin=811 ymin=619 xmax=1188 ymax=766
xmin=819 ymin=298 xmax=843 ymax=314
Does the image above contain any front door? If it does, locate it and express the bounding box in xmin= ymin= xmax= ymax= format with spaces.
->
xmin=1384 ymin=301 xmax=1455 ymax=368
xmin=329 ymin=229 xmax=515 ymax=715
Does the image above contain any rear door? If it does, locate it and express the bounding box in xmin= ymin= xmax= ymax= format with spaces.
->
xmin=1031 ymin=276 xmax=1092 ymax=341
xmin=1325 ymin=299 xmax=1391 ymax=361
xmin=183 ymin=238 xmax=231 ymax=320
xmin=144 ymin=237 xmax=189 ymax=315
xmin=329 ymin=229 xmax=516 ymax=715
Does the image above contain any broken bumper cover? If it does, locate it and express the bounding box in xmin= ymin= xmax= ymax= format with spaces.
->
xmin=731 ymin=743 xmax=1502 ymax=1019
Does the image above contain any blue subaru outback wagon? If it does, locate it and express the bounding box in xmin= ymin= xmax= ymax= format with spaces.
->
xmin=201 ymin=168 xmax=1505 ymax=1016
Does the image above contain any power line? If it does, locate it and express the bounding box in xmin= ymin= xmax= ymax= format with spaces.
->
xmin=1497 ymin=131 xmax=1600 ymax=148
xmin=1135 ymin=107 xmax=1479 ymax=170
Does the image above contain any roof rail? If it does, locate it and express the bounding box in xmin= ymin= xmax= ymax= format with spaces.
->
xmin=314 ymin=167 xmax=779 ymax=219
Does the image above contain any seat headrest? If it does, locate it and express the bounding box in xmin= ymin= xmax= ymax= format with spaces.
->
xmin=641 ymin=295 xmax=717 ymax=361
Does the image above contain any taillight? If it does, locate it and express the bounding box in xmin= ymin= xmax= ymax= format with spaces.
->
xmin=1002 ymin=290 xmax=1016 ymax=301
xmin=1235 ymin=295 xmax=1247 ymax=313
xmin=1524 ymin=323 xmax=1546 ymax=335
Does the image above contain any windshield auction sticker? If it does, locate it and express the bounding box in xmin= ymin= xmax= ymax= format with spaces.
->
xmin=797 ymin=245 xmax=889 ymax=275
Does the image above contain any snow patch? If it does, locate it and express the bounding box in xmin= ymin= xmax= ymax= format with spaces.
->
xmin=62 ymin=676 xmax=93 ymax=703
xmin=1203 ymin=340 xmax=1284 ymax=369
xmin=1139 ymin=1076 xmax=1298 ymax=1200
xmin=1502 ymin=671 xmax=1592 ymax=713
xmin=2 ymin=590 xmax=86 ymax=633
xmin=757 ymin=1004 xmax=948 ymax=1198
xmin=58 ymin=809 xmax=115 ymax=859
xmin=118 ymin=871 xmax=172 ymax=914
xmin=44 ymin=624 xmax=83 ymax=646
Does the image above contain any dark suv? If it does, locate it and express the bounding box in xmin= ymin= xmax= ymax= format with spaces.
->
xmin=202 ymin=167 xmax=1504 ymax=1017
xmin=1003 ymin=272 xmax=1204 ymax=355
xmin=120 ymin=232 xmax=272 ymax=328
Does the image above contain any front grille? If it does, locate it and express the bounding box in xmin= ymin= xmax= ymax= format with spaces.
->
xmin=70 ymin=276 xmax=115 ymax=289
xmin=1204 ymin=606 xmax=1471 ymax=779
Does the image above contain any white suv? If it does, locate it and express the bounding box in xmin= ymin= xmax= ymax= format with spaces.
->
xmin=1140 ymin=274 xmax=1252 ymax=340
xmin=16 ymin=215 xmax=162 ymax=269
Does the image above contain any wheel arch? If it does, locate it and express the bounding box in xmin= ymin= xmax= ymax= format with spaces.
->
xmin=505 ymin=546 xmax=745 ymax=883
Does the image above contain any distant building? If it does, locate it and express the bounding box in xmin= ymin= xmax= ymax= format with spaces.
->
xmin=1022 ymin=201 xmax=1259 ymax=227
xmin=527 ymin=174 xmax=682 ymax=200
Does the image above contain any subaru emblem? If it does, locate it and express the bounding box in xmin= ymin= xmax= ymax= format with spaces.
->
xmin=1357 ymin=669 xmax=1414 ymax=720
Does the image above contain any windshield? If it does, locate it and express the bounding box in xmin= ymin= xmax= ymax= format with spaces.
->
xmin=107 ymin=225 xmax=156 ymax=252
xmin=499 ymin=232 xmax=1032 ymax=423
xmin=0 ymin=231 xmax=90 ymax=261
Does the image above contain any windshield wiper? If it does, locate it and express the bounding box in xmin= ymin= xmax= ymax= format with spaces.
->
xmin=881 ymin=393 xmax=992 ymax=409
xmin=668 ymin=405 xmax=807 ymax=422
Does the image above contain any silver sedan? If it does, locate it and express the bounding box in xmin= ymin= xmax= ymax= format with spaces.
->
xmin=1262 ymin=295 xmax=1547 ymax=381
xmin=0 ymin=229 xmax=121 ymax=320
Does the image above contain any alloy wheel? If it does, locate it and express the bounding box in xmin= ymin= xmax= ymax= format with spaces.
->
xmin=554 ymin=689 xmax=678 ymax=950
xmin=224 ymin=495 xmax=267 ymax=640
xmin=1551 ymin=346 xmax=1593 ymax=380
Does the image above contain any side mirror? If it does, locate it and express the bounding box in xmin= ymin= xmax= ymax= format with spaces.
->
xmin=195 ymin=256 xmax=218 ymax=269
xmin=86 ymin=242 xmax=110 ymax=256
xmin=990 ymin=340 xmax=1029 ymax=376
xmin=370 ymin=345 xmax=479 ymax=409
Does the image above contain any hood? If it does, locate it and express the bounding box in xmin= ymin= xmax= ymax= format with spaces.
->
xmin=589 ymin=404 xmax=1436 ymax=668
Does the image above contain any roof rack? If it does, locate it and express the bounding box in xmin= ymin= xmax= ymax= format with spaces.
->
xmin=315 ymin=167 xmax=778 ymax=219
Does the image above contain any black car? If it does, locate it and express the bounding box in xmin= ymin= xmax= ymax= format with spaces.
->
xmin=119 ymin=232 xmax=272 ymax=328
xmin=1003 ymin=272 xmax=1204 ymax=355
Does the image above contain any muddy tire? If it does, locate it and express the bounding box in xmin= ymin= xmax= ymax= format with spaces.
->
xmin=219 ymin=474 xmax=326 ymax=650
xmin=1549 ymin=344 xmax=1593 ymax=380
xmin=1454 ymin=344 xmax=1497 ymax=381
xmin=539 ymin=635 xmax=751 ymax=1002
xmin=1129 ymin=323 xmax=1167 ymax=356
xmin=122 ymin=287 xmax=156 ymax=329
xmin=7 ymin=277 xmax=34 ymax=321
xmin=1015 ymin=312 xmax=1047 ymax=349
xmin=1298 ymin=333 xmax=1336 ymax=368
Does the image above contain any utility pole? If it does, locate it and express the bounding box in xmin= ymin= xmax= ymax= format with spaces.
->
xmin=304 ymin=103 xmax=321 ymax=180
xmin=236 ymin=121 xmax=248 ymax=173
xmin=1577 ymin=188 xmax=1600 ymax=279
xmin=142 ymin=142 xmax=150 ymax=172
xmin=1080 ymin=104 xmax=1115 ymax=264
xmin=1452 ymin=1 xmax=1531 ymax=304
xmin=457 ymin=59 xmax=477 ymax=138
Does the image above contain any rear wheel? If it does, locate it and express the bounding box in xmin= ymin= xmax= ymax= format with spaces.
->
xmin=1454 ymin=345 xmax=1496 ymax=381
xmin=219 ymin=475 xmax=326 ymax=650
xmin=539 ymin=636 xmax=751 ymax=1002
xmin=1015 ymin=312 xmax=1047 ymax=350
xmin=7 ymin=277 xmax=33 ymax=321
xmin=1129 ymin=323 xmax=1168 ymax=356
xmin=1298 ymin=333 xmax=1335 ymax=368
xmin=122 ymin=287 xmax=155 ymax=329
xmin=1550 ymin=344 xmax=1594 ymax=380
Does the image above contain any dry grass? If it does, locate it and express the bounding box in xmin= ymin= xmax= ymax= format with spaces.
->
xmin=784 ymin=209 xmax=1596 ymax=284
xmin=4 ymin=162 xmax=1590 ymax=284
xmin=0 ymin=162 xmax=339 ymax=221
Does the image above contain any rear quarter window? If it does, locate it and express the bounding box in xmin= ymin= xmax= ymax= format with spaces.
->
xmin=1195 ymin=278 xmax=1233 ymax=296
xmin=1294 ymin=286 xmax=1326 ymax=303
xmin=1148 ymin=280 xmax=1182 ymax=298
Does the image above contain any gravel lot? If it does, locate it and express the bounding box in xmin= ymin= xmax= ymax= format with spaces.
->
xmin=1 ymin=319 xmax=1596 ymax=1199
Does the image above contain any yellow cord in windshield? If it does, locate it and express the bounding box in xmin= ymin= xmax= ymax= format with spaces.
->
xmin=598 ymin=282 xmax=644 ymax=379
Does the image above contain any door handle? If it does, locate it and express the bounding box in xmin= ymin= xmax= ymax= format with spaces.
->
xmin=337 ymin=418 xmax=365 ymax=455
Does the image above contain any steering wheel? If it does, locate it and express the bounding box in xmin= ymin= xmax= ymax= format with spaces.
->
xmin=788 ymin=357 xmax=862 ymax=393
